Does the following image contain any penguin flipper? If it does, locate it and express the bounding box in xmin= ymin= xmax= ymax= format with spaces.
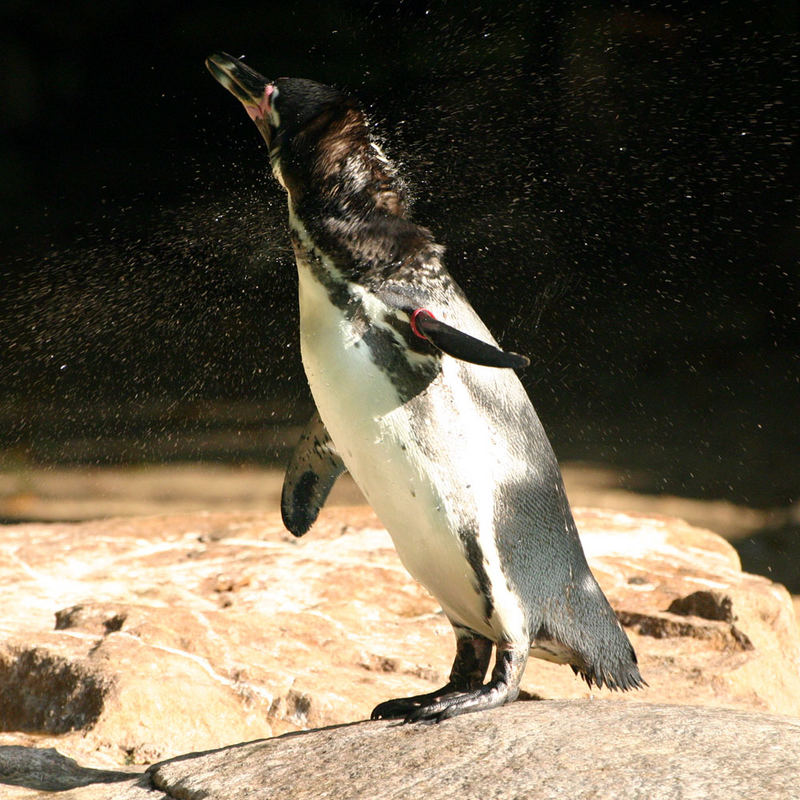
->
xmin=411 ymin=309 xmax=530 ymax=370
xmin=281 ymin=411 xmax=346 ymax=537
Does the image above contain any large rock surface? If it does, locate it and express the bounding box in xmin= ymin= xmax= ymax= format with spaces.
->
xmin=2 ymin=702 xmax=799 ymax=799
xmin=1 ymin=507 xmax=799 ymax=774
xmin=149 ymin=701 xmax=800 ymax=800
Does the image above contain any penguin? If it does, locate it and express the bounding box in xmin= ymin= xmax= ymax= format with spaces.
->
xmin=205 ymin=53 xmax=645 ymax=722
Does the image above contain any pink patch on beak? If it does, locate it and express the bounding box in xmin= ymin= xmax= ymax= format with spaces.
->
xmin=246 ymin=83 xmax=274 ymax=122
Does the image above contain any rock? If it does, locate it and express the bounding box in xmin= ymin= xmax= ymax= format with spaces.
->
xmin=5 ymin=703 xmax=798 ymax=800
xmin=3 ymin=703 xmax=799 ymax=799
xmin=794 ymin=596 xmax=800 ymax=632
xmin=147 ymin=701 xmax=800 ymax=800
xmin=1 ymin=507 xmax=799 ymax=771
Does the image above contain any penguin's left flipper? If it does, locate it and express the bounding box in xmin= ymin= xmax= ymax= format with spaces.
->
xmin=281 ymin=411 xmax=346 ymax=537
xmin=410 ymin=309 xmax=530 ymax=370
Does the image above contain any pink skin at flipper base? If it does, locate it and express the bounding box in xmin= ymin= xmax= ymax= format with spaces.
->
xmin=246 ymin=83 xmax=274 ymax=121
xmin=410 ymin=308 xmax=435 ymax=340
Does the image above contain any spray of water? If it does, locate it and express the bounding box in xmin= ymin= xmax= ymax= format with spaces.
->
xmin=1 ymin=3 xmax=796 ymax=512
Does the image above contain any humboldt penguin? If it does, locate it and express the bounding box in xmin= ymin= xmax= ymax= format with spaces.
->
xmin=205 ymin=53 xmax=644 ymax=722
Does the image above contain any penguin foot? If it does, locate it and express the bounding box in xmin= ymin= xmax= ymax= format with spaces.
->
xmin=402 ymin=679 xmax=518 ymax=723
xmin=372 ymin=641 xmax=527 ymax=723
xmin=371 ymin=686 xmax=459 ymax=720
xmin=372 ymin=630 xmax=496 ymax=721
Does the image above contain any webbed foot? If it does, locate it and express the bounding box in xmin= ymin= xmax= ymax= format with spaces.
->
xmin=372 ymin=640 xmax=528 ymax=724
xmin=371 ymin=686 xmax=459 ymax=720
xmin=403 ymin=679 xmax=518 ymax=723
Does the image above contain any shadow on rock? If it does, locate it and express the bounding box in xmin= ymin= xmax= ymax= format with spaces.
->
xmin=0 ymin=745 xmax=141 ymax=791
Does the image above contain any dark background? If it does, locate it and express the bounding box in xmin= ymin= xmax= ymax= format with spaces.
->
xmin=0 ymin=2 xmax=797 ymax=576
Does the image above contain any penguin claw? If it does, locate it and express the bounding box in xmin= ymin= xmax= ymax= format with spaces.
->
xmin=370 ymin=700 xmax=411 ymax=720
xmin=400 ymin=682 xmax=516 ymax=724
xmin=371 ymin=699 xmax=430 ymax=720
xmin=370 ymin=688 xmax=459 ymax=720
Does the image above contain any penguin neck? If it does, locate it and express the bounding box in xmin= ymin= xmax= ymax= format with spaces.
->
xmin=282 ymin=116 xmax=441 ymax=285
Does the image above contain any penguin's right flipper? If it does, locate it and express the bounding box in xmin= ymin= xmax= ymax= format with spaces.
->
xmin=410 ymin=309 xmax=530 ymax=370
xmin=281 ymin=411 xmax=346 ymax=537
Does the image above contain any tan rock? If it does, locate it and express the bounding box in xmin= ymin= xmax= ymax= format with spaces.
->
xmin=794 ymin=595 xmax=800 ymax=632
xmin=1 ymin=507 xmax=798 ymax=770
xmin=524 ymin=509 xmax=800 ymax=714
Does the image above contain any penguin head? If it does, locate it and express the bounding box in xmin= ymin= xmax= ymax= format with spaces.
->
xmin=206 ymin=53 xmax=352 ymax=189
xmin=269 ymin=78 xmax=347 ymax=143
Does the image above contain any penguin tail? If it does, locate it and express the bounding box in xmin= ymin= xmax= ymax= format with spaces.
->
xmin=570 ymin=598 xmax=647 ymax=692
xmin=550 ymin=580 xmax=647 ymax=692
xmin=571 ymin=639 xmax=647 ymax=692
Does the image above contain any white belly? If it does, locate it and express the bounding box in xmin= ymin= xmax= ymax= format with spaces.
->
xmin=297 ymin=263 xmax=528 ymax=645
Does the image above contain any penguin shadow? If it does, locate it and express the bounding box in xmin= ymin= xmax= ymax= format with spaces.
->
xmin=517 ymin=689 xmax=546 ymax=702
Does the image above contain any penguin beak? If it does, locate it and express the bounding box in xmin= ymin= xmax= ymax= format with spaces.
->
xmin=205 ymin=52 xmax=274 ymax=125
